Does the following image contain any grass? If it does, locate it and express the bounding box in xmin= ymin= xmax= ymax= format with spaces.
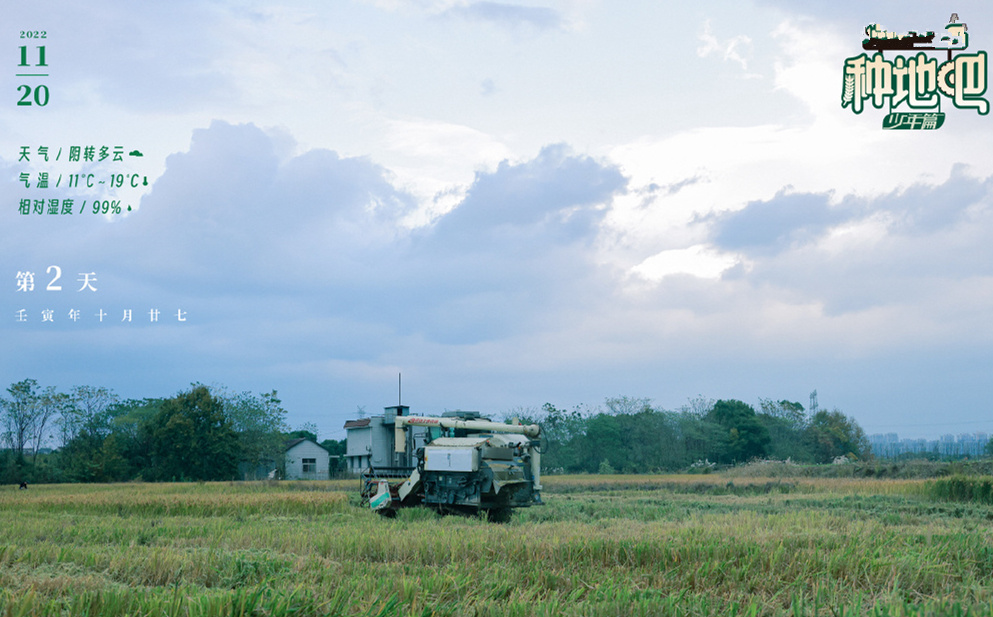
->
xmin=1 ymin=475 xmax=992 ymax=615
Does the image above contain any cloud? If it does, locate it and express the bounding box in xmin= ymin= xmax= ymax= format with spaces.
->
xmin=754 ymin=0 xmax=979 ymax=28
xmin=707 ymin=166 xmax=991 ymax=256
xmin=33 ymin=123 xmax=627 ymax=351
xmin=706 ymin=189 xmax=855 ymax=255
xmin=117 ymin=121 xmax=415 ymax=294
xmin=871 ymin=165 xmax=992 ymax=235
xmin=55 ymin=2 xmax=234 ymax=112
xmin=4 ymin=121 xmax=631 ymax=414
xmin=431 ymin=144 xmax=624 ymax=240
xmin=699 ymin=168 xmax=993 ymax=318
xmin=697 ymin=20 xmax=753 ymax=70
xmin=6 ymin=116 xmax=993 ymax=440
xmin=631 ymin=245 xmax=737 ymax=282
xmin=442 ymin=2 xmax=564 ymax=31
xmin=401 ymin=144 xmax=627 ymax=343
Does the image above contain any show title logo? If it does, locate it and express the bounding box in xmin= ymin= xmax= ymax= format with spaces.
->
xmin=841 ymin=14 xmax=987 ymax=129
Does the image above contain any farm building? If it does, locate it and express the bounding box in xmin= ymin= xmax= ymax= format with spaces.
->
xmin=283 ymin=438 xmax=330 ymax=480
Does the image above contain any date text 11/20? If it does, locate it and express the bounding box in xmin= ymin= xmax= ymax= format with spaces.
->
xmin=17 ymin=38 xmax=49 ymax=107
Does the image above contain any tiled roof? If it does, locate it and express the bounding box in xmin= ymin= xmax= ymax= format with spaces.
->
xmin=284 ymin=438 xmax=329 ymax=453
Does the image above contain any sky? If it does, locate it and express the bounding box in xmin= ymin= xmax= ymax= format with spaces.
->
xmin=3 ymin=0 xmax=992 ymax=441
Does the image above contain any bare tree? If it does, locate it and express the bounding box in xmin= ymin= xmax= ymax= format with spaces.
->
xmin=30 ymin=387 xmax=70 ymax=461
xmin=604 ymin=396 xmax=653 ymax=415
xmin=679 ymin=395 xmax=715 ymax=417
xmin=1 ymin=379 xmax=40 ymax=460
xmin=56 ymin=385 xmax=119 ymax=448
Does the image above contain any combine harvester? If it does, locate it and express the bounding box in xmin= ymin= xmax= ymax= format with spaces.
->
xmin=347 ymin=407 xmax=542 ymax=521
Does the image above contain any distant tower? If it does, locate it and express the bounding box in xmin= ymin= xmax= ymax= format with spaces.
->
xmin=809 ymin=390 xmax=819 ymax=414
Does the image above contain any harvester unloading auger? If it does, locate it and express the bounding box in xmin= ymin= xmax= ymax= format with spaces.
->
xmin=360 ymin=412 xmax=543 ymax=521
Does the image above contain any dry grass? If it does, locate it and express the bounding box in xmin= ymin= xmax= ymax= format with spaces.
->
xmin=1 ymin=475 xmax=991 ymax=616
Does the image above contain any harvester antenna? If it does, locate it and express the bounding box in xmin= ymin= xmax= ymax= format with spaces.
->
xmin=398 ymin=372 xmax=402 ymax=407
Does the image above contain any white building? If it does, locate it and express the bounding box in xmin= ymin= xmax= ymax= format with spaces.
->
xmin=284 ymin=438 xmax=330 ymax=480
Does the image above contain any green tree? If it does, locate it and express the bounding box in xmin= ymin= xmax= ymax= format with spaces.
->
xmin=676 ymin=412 xmax=724 ymax=467
xmin=759 ymin=399 xmax=806 ymax=424
xmin=581 ymin=405 xmax=684 ymax=473
xmin=60 ymin=429 xmax=131 ymax=482
xmin=757 ymin=398 xmax=811 ymax=462
xmin=286 ymin=421 xmax=320 ymax=443
xmin=221 ymin=389 xmax=289 ymax=479
xmin=806 ymin=409 xmax=871 ymax=463
xmin=707 ymin=399 xmax=771 ymax=463
xmin=535 ymin=403 xmax=591 ymax=472
xmin=145 ymin=386 xmax=239 ymax=481
xmin=320 ymin=438 xmax=346 ymax=475
xmin=60 ymin=397 xmax=163 ymax=482
xmin=584 ymin=413 xmax=626 ymax=472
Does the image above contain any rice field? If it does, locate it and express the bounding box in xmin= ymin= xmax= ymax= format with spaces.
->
xmin=2 ymin=474 xmax=992 ymax=616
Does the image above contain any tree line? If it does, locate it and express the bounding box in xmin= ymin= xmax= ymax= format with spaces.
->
xmin=2 ymin=378 xmax=873 ymax=483
xmin=518 ymin=395 xmax=872 ymax=474
xmin=0 ymin=380 xmax=345 ymax=484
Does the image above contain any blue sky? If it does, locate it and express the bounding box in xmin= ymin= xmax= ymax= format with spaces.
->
xmin=3 ymin=1 xmax=993 ymax=440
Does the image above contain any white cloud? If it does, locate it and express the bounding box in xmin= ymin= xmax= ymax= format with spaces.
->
xmin=6 ymin=1 xmax=993 ymax=437
xmin=442 ymin=2 xmax=565 ymax=31
xmin=697 ymin=19 xmax=753 ymax=70
xmin=377 ymin=117 xmax=514 ymax=225
xmin=630 ymin=245 xmax=738 ymax=282
xmin=604 ymin=16 xmax=993 ymax=285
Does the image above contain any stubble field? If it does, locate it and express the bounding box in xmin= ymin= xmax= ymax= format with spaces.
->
xmin=1 ymin=474 xmax=992 ymax=616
